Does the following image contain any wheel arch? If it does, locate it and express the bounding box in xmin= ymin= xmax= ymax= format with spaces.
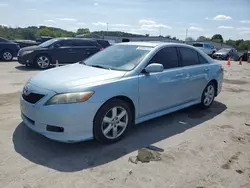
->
xmin=1 ymin=48 xmax=14 ymax=55
xmin=208 ymin=79 xmax=218 ymax=96
xmin=94 ymin=95 xmax=136 ymax=124
xmin=35 ymin=53 xmax=52 ymax=63
xmin=34 ymin=53 xmax=52 ymax=67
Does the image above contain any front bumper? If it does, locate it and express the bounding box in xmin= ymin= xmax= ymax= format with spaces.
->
xmin=17 ymin=54 xmax=33 ymax=65
xmin=213 ymin=54 xmax=226 ymax=60
xmin=20 ymin=83 xmax=102 ymax=143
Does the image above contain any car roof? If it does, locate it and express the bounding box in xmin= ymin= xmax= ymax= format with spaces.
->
xmin=54 ymin=37 xmax=98 ymax=41
xmin=54 ymin=37 xmax=109 ymax=42
xmin=117 ymin=41 xmax=198 ymax=49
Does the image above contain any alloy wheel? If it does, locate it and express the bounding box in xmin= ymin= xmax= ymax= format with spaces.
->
xmin=101 ymin=106 xmax=128 ymax=139
xmin=204 ymin=85 xmax=215 ymax=106
xmin=37 ymin=56 xmax=50 ymax=69
xmin=3 ymin=52 xmax=13 ymax=61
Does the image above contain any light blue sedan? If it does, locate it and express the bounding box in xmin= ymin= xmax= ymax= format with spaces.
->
xmin=20 ymin=42 xmax=223 ymax=144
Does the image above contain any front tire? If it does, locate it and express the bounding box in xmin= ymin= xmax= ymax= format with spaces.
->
xmin=200 ymin=82 xmax=216 ymax=109
xmin=93 ymin=99 xmax=132 ymax=144
xmin=35 ymin=55 xmax=50 ymax=69
xmin=1 ymin=50 xmax=13 ymax=61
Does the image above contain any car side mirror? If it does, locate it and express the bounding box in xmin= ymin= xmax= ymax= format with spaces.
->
xmin=144 ymin=63 xmax=164 ymax=73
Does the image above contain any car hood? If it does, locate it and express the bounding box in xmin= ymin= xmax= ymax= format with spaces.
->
xmin=19 ymin=45 xmax=43 ymax=51
xmin=29 ymin=63 xmax=126 ymax=93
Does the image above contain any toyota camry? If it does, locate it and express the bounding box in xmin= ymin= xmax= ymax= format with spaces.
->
xmin=20 ymin=42 xmax=223 ymax=144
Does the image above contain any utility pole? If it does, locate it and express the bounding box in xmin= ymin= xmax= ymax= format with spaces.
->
xmin=185 ymin=28 xmax=188 ymax=42
xmin=107 ymin=22 xmax=109 ymax=32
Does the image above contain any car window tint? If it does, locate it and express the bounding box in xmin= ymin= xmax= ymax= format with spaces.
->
xmin=179 ymin=47 xmax=199 ymax=66
xmin=54 ymin=40 xmax=67 ymax=47
xmin=193 ymin=43 xmax=203 ymax=47
xmin=149 ymin=47 xmax=179 ymax=69
xmin=67 ymin=40 xmax=94 ymax=47
xmin=97 ymin=40 xmax=110 ymax=48
xmin=198 ymin=53 xmax=208 ymax=64
xmin=204 ymin=44 xmax=211 ymax=49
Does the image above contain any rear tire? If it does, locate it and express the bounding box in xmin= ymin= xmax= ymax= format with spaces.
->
xmin=1 ymin=50 xmax=13 ymax=61
xmin=199 ymin=82 xmax=216 ymax=109
xmin=35 ymin=55 xmax=51 ymax=69
xmin=93 ymin=99 xmax=132 ymax=144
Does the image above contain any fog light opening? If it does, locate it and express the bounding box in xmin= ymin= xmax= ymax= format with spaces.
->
xmin=46 ymin=125 xmax=64 ymax=132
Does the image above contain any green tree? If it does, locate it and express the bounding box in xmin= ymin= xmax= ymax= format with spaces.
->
xmin=37 ymin=27 xmax=54 ymax=37
xmin=76 ymin=28 xmax=90 ymax=35
xmin=211 ymin=34 xmax=223 ymax=43
xmin=186 ymin=37 xmax=195 ymax=41
xmin=225 ymin=39 xmax=236 ymax=48
xmin=197 ymin=36 xmax=210 ymax=41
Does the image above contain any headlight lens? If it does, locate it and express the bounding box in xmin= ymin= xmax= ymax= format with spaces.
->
xmin=22 ymin=50 xmax=34 ymax=55
xmin=45 ymin=91 xmax=94 ymax=105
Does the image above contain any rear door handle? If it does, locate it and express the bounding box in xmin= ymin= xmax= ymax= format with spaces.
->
xmin=205 ymin=68 xmax=211 ymax=71
xmin=175 ymin=73 xmax=184 ymax=77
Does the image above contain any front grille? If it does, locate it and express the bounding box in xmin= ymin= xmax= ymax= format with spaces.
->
xmin=22 ymin=93 xmax=45 ymax=104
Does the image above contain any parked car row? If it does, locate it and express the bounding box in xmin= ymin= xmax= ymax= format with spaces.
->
xmin=0 ymin=37 xmax=111 ymax=66
xmin=17 ymin=38 xmax=111 ymax=69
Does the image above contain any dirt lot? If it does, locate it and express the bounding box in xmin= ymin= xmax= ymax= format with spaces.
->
xmin=0 ymin=61 xmax=250 ymax=188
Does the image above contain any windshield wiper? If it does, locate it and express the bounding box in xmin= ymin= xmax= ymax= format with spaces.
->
xmin=89 ymin=65 xmax=111 ymax=70
xmin=79 ymin=61 xmax=86 ymax=65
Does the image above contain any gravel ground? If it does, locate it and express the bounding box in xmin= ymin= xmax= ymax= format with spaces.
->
xmin=0 ymin=61 xmax=250 ymax=188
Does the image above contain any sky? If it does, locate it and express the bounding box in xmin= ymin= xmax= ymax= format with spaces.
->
xmin=0 ymin=0 xmax=250 ymax=40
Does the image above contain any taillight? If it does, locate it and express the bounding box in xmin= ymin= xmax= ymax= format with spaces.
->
xmin=100 ymin=48 xmax=104 ymax=51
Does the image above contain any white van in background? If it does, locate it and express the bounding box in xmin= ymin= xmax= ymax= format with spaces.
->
xmin=192 ymin=42 xmax=217 ymax=56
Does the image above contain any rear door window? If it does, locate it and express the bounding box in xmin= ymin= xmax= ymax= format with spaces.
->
xmin=179 ymin=47 xmax=200 ymax=66
xmin=192 ymin=43 xmax=203 ymax=47
xmin=198 ymin=54 xmax=208 ymax=64
xmin=97 ymin=40 xmax=110 ymax=48
xmin=149 ymin=47 xmax=179 ymax=69
xmin=71 ymin=40 xmax=95 ymax=47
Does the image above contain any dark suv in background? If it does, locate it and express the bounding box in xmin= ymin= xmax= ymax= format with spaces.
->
xmin=212 ymin=48 xmax=239 ymax=60
xmin=0 ymin=37 xmax=20 ymax=61
xmin=18 ymin=38 xmax=106 ymax=69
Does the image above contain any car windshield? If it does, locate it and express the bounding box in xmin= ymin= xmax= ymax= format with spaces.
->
xmin=38 ymin=38 xmax=58 ymax=48
xmin=217 ymin=48 xmax=231 ymax=53
xmin=81 ymin=45 xmax=153 ymax=71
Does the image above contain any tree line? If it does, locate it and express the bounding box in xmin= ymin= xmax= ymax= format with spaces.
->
xmin=0 ymin=25 xmax=144 ymax=41
xmin=0 ymin=25 xmax=249 ymax=51
xmin=187 ymin=34 xmax=250 ymax=51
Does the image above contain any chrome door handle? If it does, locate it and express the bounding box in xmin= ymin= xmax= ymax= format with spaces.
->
xmin=205 ymin=68 xmax=211 ymax=71
xmin=175 ymin=73 xmax=184 ymax=77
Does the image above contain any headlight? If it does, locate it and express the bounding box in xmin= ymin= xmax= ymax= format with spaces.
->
xmin=45 ymin=91 xmax=94 ymax=105
xmin=22 ymin=50 xmax=34 ymax=55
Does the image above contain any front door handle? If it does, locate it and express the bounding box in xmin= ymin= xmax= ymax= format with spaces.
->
xmin=175 ymin=73 xmax=184 ymax=77
xmin=205 ymin=68 xmax=211 ymax=72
